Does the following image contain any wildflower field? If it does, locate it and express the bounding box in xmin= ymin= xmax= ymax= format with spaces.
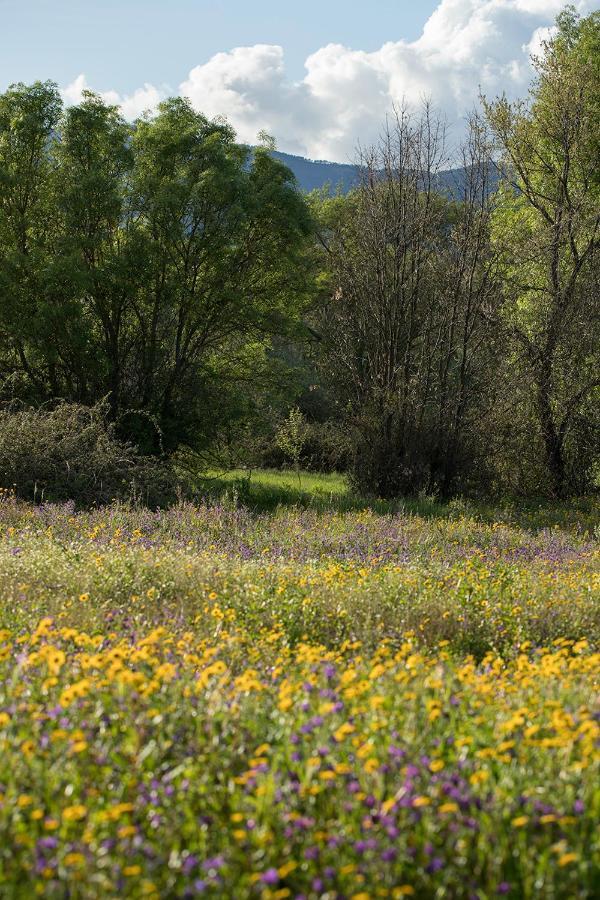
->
xmin=0 ymin=480 xmax=598 ymax=898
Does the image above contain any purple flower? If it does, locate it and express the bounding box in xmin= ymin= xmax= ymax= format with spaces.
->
xmin=202 ymin=856 xmax=224 ymax=872
xmin=426 ymin=857 xmax=444 ymax=874
xmin=183 ymin=855 xmax=199 ymax=875
xmin=496 ymin=883 xmax=511 ymax=895
xmin=261 ymin=868 xmax=279 ymax=885
xmin=37 ymin=837 xmax=58 ymax=850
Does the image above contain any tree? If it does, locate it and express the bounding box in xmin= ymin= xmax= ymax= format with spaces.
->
xmin=128 ymin=98 xmax=314 ymax=452
xmin=0 ymin=86 xmax=315 ymax=457
xmin=0 ymin=81 xmax=62 ymax=399
xmin=484 ymin=8 xmax=600 ymax=496
xmin=315 ymin=107 xmax=501 ymax=498
xmin=275 ymin=406 xmax=309 ymax=486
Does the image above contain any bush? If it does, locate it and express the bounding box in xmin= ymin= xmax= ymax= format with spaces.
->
xmin=261 ymin=420 xmax=352 ymax=473
xmin=0 ymin=401 xmax=179 ymax=506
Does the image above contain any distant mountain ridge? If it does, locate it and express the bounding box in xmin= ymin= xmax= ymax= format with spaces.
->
xmin=271 ymin=149 xmax=499 ymax=197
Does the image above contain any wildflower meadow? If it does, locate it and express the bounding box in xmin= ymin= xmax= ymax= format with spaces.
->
xmin=0 ymin=483 xmax=598 ymax=898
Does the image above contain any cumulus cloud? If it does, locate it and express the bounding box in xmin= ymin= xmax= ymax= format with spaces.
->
xmin=61 ymin=74 xmax=166 ymax=120
xmin=61 ymin=0 xmax=598 ymax=161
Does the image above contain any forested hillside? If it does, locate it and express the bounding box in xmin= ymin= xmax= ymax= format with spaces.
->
xmin=272 ymin=149 xmax=500 ymax=197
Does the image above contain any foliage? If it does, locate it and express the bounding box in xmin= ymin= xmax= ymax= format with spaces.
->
xmin=0 ymin=87 xmax=315 ymax=454
xmin=0 ymin=402 xmax=178 ymax=506
xmin=275 ymin=407 xmax=309 ymax=485
xmin=312 ymin=110 xmax=502 ymax=499
xmin=484 ymin=8 xmax=600 ymax=497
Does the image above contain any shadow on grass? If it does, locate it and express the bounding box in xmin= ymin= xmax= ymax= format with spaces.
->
xmin=194 ymin=469 xmax=600 ymax=535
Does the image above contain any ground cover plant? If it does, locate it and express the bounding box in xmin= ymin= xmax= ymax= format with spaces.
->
xmin=0 ymin=478 xmax=598 ymax=898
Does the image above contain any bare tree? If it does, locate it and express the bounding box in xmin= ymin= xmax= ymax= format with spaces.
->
xmin=317 ymin=105 xmax=501 ymax=497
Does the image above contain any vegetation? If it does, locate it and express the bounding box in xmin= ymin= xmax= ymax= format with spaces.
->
xmin=0 ymin=89 xmax=313 ymax=456
xmin=0 ymin=401 xmax=178 ymax=506
xmin=0 ymin=482 xmax=598 ymax=896
xmin=0 ymin=9 xmax=597 ymax=502
xmin=0 ymin=5 xmax=598 ymax=899
xmin=484 ymin=6 xmax=600 ymax=497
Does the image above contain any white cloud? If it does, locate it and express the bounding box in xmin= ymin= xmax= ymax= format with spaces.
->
xmin=61 ymin=74 xmax=166 ymax=120
xmin=524 ymin=25 xmax=557 ymax=60
xmin=61 ymin=0 xmax=598 ymax=162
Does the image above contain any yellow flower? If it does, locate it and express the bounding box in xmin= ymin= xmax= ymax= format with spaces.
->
xmin=278 ymin=861 xmax=297 ymax=878
xmin=20 ymin=740 xmax=35 ymax=758
xmin=439 ymin=802 xmax=459 ymax=814
xmin=63 ymin=804 xmax=87 ymax=822
xmin=124 ymin=865 xmax=142 ymax=876
xmin=469 ymin=770 xmax=489 ymax=786
xmin=558 ymin=853 xmax=578 ymax=867
xmin=512 ymin=816 xmax=529 ymax=828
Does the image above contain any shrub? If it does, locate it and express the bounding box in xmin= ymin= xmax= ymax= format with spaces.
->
xmin=0 ymin=401 xmax=178 ymax=506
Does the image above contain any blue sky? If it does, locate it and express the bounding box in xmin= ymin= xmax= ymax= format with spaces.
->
xmin=2 ymin=1 xmax=598 ymax=161
xmin=1 ymin=0 xmax=440 ymax=91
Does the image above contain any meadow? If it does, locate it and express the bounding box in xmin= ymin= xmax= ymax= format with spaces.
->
xmin=0 ymin=474 xmax=598 ymax=898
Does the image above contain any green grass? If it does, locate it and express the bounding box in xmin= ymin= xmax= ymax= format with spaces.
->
xmin=195 ymin=468 xmax=600 ymax=534
xmin=195 ymin=468 xmax=398 ymax=513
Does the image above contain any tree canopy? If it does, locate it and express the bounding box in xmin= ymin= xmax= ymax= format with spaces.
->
xmin=0 ymin=86 xmax=314 ymax=454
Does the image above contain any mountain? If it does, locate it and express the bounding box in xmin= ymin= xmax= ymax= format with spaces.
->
xmin=271 ymin=150 xmax=499 ymax=198
xmin=272 ymin=151 xmax=360 ymax=194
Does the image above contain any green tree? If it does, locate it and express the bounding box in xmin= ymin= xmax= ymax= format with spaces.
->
xmin=275 ymin=406 xmax=309 ymax=486
xmin=128 ymin=98 xmax=314 ymax=452
xmin=0 ymin=81 xmax=62 ymax=398
xmin=484 ymin=8 xmax=600 ymax=496
xmin=0 ymin=87 xmax=315 ymax=458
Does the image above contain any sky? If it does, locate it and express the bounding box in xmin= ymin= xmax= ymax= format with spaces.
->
xmin=1 ymin=0 xmax=598 ymax=161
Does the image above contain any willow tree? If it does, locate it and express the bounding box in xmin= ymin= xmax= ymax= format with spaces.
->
xmin=0 ymin=86 xmax=314 ymax=454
